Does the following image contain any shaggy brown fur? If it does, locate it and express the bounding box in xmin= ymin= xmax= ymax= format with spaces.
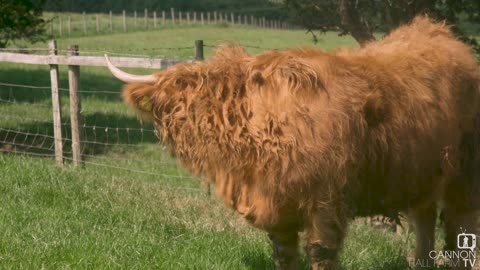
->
xmin=121 ymin=17 xmax=480 ymax=269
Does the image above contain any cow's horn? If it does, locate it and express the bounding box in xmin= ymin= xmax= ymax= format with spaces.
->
xmin=104 ymin=54 xmax=157 ymax=84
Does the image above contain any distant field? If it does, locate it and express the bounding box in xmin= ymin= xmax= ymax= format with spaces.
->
xmin=42 ymin=11 xmax=286 ymax=39
xmin=0 ymin=18 xmax=449 ymax=269
xmin=14 ymin=22 xmax=358 ymax=59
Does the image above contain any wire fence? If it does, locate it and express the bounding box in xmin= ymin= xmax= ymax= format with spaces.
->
xmin=0 ymin=76 xmax=199 ymax=189
xmin=47 ymin=9 xmax=293 ymax=38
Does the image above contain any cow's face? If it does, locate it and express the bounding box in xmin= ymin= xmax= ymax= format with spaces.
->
xmin=104 ymin=55 xmax=196 ymax=121
xmin=105 ymin=48 xmax=249 ymax=125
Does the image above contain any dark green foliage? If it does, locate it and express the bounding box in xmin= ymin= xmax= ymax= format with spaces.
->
xmin=0 ymin=0 xmax=48 ymax=48
xmin=284 ymin=0 xmax=480 ymax=48
xmin=43 ymin=0 xmax=287 ymax=20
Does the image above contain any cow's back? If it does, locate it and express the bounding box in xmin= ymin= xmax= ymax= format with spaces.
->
xmin=334 ymin=17 xmax=480 ymax=215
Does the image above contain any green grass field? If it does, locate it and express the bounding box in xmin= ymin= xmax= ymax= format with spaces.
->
xmin=0 ymin=17 xmax=449 ymax=269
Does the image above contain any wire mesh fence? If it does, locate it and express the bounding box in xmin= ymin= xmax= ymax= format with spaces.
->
xmin=0 ymin=63 xmax=198 ymax=188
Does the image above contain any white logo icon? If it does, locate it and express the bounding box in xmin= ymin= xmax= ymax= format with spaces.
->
xmin=458 ymin=232 xmax=476 ymax=252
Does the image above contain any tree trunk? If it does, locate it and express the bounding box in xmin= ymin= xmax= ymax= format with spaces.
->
xmin=383 ymin=0 xmax=394 ymax=28
xmin=337 ymin=0 xmax=376 ymax=46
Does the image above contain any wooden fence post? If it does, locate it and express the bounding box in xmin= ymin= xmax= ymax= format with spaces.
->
xmin=179 ymin=11 xmax=183 ymax=25
xmin=67 ymin=16 xmax=71 ymax=35
xmin=162 ymin=11 xmax=166 ymax=26
xmin=230 ymin=13 xmax=234 ymax=25
xmin=195 ymin=40 xmax=204 ymax=61
xmin=59 ymin=16 xmax=63 ymax=36
xmin=134 ymin=11 xmax=137 ymax=30
xmin=214 ymin=11 xmax=217 ymax=24
xmin=262 ymin=17 xmax=266 ymax=28
xmin=96 ymin=14 xmax=100 ymax=33
xmin=68 ymin=45 xmax=83 ymax=166
xmin=154 ymin=11 xmax=157 ymax=28
xmin=144 ymin=8 xmax=148 ymax=29
xmin=207 ymin=12 xmax=211 ymax=24
xmin=48 ymin=40 xmax=63 ymax=166
xmin=251 ymin=15 xmax=254 ymax=26
xmin=201 ymin=12 xmax=204 ymax=26
xmin=171 ymin=8 xmax=175 ymax=25
xmin=109 ymin=11 xmax=113 ymax=32
xmin=123 ymin=10 xmax=127 ymax=32
xmin=187 ymin=12 xmax=190 ymax=25
xmin=194 ymin=12 xmax=197 ymax=25
xmin=244 ymin=15 xmax=247 ymax=25
xmin=82 ymin=12 xmax=87 ymax=35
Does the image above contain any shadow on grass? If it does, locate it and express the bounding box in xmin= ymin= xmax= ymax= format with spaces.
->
xmin=241 ymin=251 xmax=275 ymax=270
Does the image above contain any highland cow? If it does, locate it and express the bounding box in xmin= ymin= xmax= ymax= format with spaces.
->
xmin=106 ymin=17 xmax=480 ymax=270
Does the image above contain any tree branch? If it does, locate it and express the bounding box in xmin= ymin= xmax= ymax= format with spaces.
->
xmin=337 ymin=0 xmax=376 ymax=45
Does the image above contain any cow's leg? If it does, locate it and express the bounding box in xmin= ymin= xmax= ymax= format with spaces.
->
xmin=442 ymin=118 xmax=480 ymax=269
xmin=443 ymin=178 xmax=478 ymax=270
xmin=304 ymin=214 xmax=346 ymax=270
xmin=443 ymin=208 xmax=477 ymax=270
xmin=409 ymin=202 xmax=437 ymax=267
xmin=268 ymin=231 xmax=299 ymax=270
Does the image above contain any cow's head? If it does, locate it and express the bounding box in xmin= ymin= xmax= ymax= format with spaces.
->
xmin=104 ymin=45 xmax=250 ymax=126
xmin=104 ymin=54 xmax=162 ymax=121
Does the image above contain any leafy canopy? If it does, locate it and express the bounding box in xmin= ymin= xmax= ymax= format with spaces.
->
xmin=284 ymin=0 xmax=480 ymax=49
xmin=0 ymin=0 xmax=47 ymax=48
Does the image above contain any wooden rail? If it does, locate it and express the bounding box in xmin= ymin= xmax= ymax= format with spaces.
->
xmin=0 ymin=52 xmax=187 ymax=69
